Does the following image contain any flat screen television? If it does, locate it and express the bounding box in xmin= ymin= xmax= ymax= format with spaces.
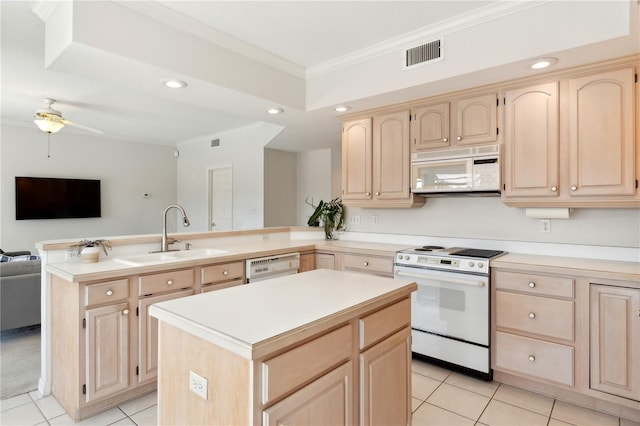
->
xmin=15 ymin=176 xmax=101 ymax=220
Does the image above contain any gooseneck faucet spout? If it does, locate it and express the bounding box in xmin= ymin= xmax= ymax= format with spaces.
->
xmin=161 ymin=204 xmax=191 ymax=252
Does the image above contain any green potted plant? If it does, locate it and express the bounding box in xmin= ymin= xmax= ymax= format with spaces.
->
xmin=308 ymin=198 xmax=345 ymax=240
xmin=71 ymin=239 xmax=112 ymax=263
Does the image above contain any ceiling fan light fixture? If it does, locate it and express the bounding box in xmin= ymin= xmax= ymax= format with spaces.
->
xmin=530 ymin=57 xmax=558 ymax=70
xmin=162 ymin=79 xmax=188 ymax=89
xmin=34 ymin=117 xmax=64 ymax=133
xmin=266 ymin=107 xmax=284 ymax=115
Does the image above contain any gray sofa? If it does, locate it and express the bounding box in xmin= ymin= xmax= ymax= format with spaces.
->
xmin=0 ymin=252 xmax=41 ymax=331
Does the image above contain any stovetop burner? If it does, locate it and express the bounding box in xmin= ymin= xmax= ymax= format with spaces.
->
xmin=449 ymin=248 xmax=504 ymax=259
xmin=414 ymin=245 xmax=445 ymax=252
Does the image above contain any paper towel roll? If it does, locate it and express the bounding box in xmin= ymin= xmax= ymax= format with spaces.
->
xmin=525 ymin=208 xmax=571 ymax=219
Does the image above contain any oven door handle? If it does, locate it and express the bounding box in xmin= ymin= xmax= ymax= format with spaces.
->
xmin=395 ymin=270 xmax=485 ymax=287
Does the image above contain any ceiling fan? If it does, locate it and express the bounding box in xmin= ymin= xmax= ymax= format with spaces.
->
xmin=33 ymin=98 xmax=103 ymax=135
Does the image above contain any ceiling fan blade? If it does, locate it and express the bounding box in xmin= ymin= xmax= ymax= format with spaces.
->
xmin=61 ymin=119 xmax=104 ymax=134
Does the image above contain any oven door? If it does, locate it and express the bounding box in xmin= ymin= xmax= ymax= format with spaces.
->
xmin=395 ymin=266 xmax=489 ymax=346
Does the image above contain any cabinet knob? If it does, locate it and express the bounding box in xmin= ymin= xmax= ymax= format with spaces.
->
xmin=375 ymin=192 xmax=380 ymax=196
xmin=223 ymin=270 xmax=228 ymax=276
xmin=528 ymin=282 xmax=535 ymax=288
xmin=122 ymin=309 xmax=129 ymax=315
xmin=167 ymin=280 xmax=173 ymax=286
xmin=551 ymin=186 xmax=557 ymax=192
xmin=528 ymin=355 xmax=535 ymax=362
xmin=363 ymin=262 xmax=369 ymax=266
xmin=443 ymin=137 xmax=448 ymax=142
xmin=365 ymin=192 xmax=371 ymax=196
xmin=528 ymin=312 xmax=536 ymax=319
xmin=456 ymin=136 xmax=462 ymax=141
xmin=106 ymin=290 xmax=113 ymax=296
xmin=570 ymin=185 xmax=577 ymax=191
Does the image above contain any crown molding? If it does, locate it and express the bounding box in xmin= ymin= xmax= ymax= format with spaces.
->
xmin=306 ymin=0 xmax=547 ymax=79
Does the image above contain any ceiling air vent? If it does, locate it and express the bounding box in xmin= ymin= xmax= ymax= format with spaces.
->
xmin=404 ymin=38 xmax=443 ymax=69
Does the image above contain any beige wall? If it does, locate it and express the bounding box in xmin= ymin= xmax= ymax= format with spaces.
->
xmin=264 ymin=148 xmax=297 ymax=227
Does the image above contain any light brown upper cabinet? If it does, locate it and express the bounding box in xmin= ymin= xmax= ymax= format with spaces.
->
xmin=454 ymin=93 xmax=498 ymax=146
xmin=503 ymin=81 xmax=560 ymax=199
xmin=411 ymin=94 xmax=497 ymax=152
xmin=342 ymin=113 xmax=424 ymax=208
xmin=569 ymin=67 xmax=636 ymax=197
xmin=342 ymin=118 xmax=373 ymax=202
xmin=411 ymin=102 xmax=450 ymax=151
xmin=503 ymin=66 xmax=639 ymax=207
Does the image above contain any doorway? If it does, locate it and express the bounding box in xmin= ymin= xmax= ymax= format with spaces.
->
xmin=207 ymin=166 xmax=233 ymax=231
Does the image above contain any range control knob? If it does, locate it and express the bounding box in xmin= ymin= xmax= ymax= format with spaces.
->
xmin=478 ymin=262 xmax=484 ymax=268
xmin=469 ymin=261 xmax=475 ymax=267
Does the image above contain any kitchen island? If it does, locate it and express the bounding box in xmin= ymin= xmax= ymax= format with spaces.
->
xmin=149 ymin=268 xmax=417 ymax=425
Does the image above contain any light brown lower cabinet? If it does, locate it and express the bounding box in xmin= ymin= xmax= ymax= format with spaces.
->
xmin=156 ymin=296 xmax=412 ymax=425
xmin=299 ymin=253 xmax=316 ymax=272
xmin=315 ymin=252 xmax=336 ymax=270
xmin=590 ymin=284 xmax=640 ymax=401
xmin=492 ymin=263 xmax=640 ymax=421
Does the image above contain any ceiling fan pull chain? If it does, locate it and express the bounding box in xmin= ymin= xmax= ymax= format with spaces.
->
xmin=47 ymin=132 xmax=51 ymax=159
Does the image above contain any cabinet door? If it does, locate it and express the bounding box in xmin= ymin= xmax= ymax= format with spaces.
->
xmin=299 ymin=253 xmax=315 ymax=272
xmin=263 ymin=361 xmax=353 ymax=426
xmin=569 ymin=68 xmax=636 ymax=196
xmin=85 ymin=302 xmax=129 ymax=402
xmin=411 ymin=102 xmax=450 ymax=151
xmin=373 ymin=111 xmax=411 ymax=201
xmin=138 ymin=289 xmax=193 ymax=383
xmin=360 ymin=328 xmax=411 ymax=426
xmin=342 ymin=118 xmax=373 ymax=201
xmin=315 ymin=253 xmax=335 ymax=270
xmin=503 ymin=82 xmax=559 ymax=198
xmin=590 ymin=284 xmax=640 ymax=401
xmin=454 ymin=93 xmax=497 ymax=146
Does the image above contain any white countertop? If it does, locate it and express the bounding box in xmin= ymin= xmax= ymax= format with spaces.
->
xmin=149 ymin=268 xmax=416 ymax=359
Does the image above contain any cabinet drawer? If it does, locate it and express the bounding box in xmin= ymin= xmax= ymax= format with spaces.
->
xmin=343 ymin=254 xmax=393 ymax=276
xmin=201 ymin=261 xmax=244 ymax=284
xmin=85 ymin=279 xmax=129 ymax=307
xmin=138 ymin=269 xmax=194 ymax=296
xmin=201 ymin=279 xmax=244 ymax=293
xmin=496 ymin=292 xmax=574 ymax=341
xmin=495 ymin=331 xmax=574 ymax=387
xmin=359 ymin=298 xmax=410 ymax=350
xmin=494 ymin=270 xmax=574 ymax=298
xmin=261 ymin=324 xmax=352 ymax=405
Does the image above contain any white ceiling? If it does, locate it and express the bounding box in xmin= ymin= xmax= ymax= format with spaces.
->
xmin=1 ymin=1 xmax=638 ymax=152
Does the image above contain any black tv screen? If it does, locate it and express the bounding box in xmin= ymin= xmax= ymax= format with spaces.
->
xmin=15 ymin=177 xmax=101 ymax=220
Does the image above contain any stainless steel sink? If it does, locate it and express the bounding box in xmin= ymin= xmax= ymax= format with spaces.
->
xmin=114 ymin=248 xmax=231 ymax=266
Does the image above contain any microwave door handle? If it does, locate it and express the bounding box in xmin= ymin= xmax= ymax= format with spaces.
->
xmin=395 ymin=270 xmax=485 ymax=287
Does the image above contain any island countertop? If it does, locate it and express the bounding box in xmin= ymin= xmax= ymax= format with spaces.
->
xmin=149 ymin=268 xmax=417 ymax=359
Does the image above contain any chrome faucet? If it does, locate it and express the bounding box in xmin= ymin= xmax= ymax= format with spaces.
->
xmin=161 ymin=204 xmax=191 ymax=252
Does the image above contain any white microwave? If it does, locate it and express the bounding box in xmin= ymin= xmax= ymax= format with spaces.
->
xmin=411 ymin=144 xmax=501 ymax=194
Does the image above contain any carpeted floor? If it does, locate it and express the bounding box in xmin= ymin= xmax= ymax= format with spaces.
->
xmin=0 ymin=325 xmax=40 ymax=400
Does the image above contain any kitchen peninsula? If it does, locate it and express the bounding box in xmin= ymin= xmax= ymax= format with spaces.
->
xmin=149 ymin=268 xmax=417 ymax=425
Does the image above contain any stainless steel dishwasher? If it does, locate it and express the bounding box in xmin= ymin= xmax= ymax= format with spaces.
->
xmin=245 ymin=252 xmax=300 ymax=283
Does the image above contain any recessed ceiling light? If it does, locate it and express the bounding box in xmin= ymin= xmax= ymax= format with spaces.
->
xmin=266 ymin=107 xmax=284 ymax=115
xmin=530 ymin=57 xmax=558 ymax=70
xmin=162 ymin=79 xmax=188 ymax=89
xmin=334 ymin=106 xmax=351 ymax=112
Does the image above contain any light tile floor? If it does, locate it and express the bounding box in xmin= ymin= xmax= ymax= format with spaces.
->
xmin=1 ymin=358 xmax=639 ymax=425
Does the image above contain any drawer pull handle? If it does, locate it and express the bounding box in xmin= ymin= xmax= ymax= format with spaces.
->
xmin=570 ymin=185 xmax=577 ymax=191
xmin=106 ymin=290 xmax=113 ymax=296
xmin=528 ymin=355 xmax=535 ymax=362
xmin=443 ymin=137 xmax=448 ymax=142
xmin=528 ymin=282 xmax=535 ymax=288
xmin=528 ymin=312 xmax=535 ymax=319
xmin=122 ymin=309 xmax=130 ymax=316
xmin=456 ymin=136 xmax=462 ymax=141
xmin=363 ymin=262 xmax=369 ymax=266
xmin=366 ymin=192 xmax=371 ymax=196
xmin=551 ymin=186 xmax=557 ymax=192
xmin=167 ymin=280 xmax=173 ymax=286
xmin=223 ymin=270 xmax=228 ymax=276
